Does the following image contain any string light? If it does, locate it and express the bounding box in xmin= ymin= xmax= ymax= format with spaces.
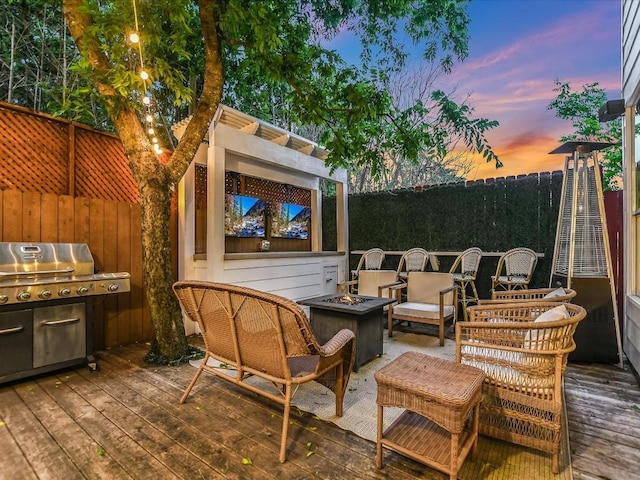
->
xmin=129 ymin=0 xmax=165 ymax=156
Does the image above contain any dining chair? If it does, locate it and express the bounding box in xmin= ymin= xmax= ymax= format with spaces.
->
xmin=449 ymin=247 xmax=483 ymax=321
xmin=491 ymin=247 xmax=538 ymax=292
xmin=396 ymin=247 xmax=430 ymax=281
xmin=351 ymin=248 xmax=385 ymax=281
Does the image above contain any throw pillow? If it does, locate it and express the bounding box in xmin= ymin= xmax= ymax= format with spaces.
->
xmin=543 ymin=287 xmax=567 ymax=299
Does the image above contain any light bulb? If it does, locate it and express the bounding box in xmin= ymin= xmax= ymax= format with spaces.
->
xmin=129 ymin=32 xmax=139 ymax=44
xmin=145 ymin=114 xmax=153 ymax=123
xmin=148 ymin=127 xmax=155 ymax=135
xmin=152 ymin=137 xmax=158 ymax=144
xmin=142 ymin=96 xmax=150 ymax=105
xmin=140 ymin=70 xmax=149 ymax=80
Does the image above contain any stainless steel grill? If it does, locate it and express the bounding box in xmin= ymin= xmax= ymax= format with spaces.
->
xmin=0 ymin=242 xmax=131 ymax=384
xmin=0 ymin=242 xmax=130 ymax=305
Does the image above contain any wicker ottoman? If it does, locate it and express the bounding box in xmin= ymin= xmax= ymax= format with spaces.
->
xmin=375 ymin=351 xmax=485 ymax=480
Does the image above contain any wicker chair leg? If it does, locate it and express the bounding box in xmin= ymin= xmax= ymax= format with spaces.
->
xmin=180 ymin=357 xmax=207 ymax=404
xmin=335 ymin=363 xmax=345 ymax=417
xmin=552 ymin=452 xmax=560 ymax=474
xmin=280 ymin=389 xmax=292 ymax=463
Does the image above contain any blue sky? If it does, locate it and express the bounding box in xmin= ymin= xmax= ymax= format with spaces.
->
xmin=328 ymin=0 xmax=621 ymax=180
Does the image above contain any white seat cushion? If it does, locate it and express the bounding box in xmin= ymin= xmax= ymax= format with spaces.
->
xmin=393 ymin=301 xmax=454 ymax=320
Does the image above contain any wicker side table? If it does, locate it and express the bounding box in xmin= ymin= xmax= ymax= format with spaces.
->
xmin=375 ymin=351 xmax=485 ymax=480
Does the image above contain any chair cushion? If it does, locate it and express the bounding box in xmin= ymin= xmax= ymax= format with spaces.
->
xmin=406 ymin=272 xmax=455 ymax=304
xmin=357 ymin=270 xmax=397 ymax=298
xmin=524 ymin=304 xmax=570 ymax=347
xmin=393 ymin=301 xmax=455 ymax=320
xmin=543 ymin=287 xmax=567 ymax=299
xmin=494 ymin=275 xmax=528 ymax=285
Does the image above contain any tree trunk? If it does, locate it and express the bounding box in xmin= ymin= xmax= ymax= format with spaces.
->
xmin=139 ymin=171 xmax=188 ymax=358
xmin=63 ymin=0 xmax=223 ymax=361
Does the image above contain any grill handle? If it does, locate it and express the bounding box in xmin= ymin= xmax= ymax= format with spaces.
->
xmin=42 ymin=317 xmax=80 ymax=326
xmin=0 ymin=325 xmax=24 ymax=335
xmin=0 ymin=267 xmax=74 ymax=277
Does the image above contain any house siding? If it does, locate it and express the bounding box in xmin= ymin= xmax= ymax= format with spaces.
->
xmin=623 ymin=0 xmax=640 ymax=374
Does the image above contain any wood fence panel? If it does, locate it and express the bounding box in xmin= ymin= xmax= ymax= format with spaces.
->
xmin=130 ymin=206 xmax=146 ymax=341
xmin=3 ymin=190 xmax=22 ymax=241
xmin=88 ymin=198 xmax=106 ymax=349
xmin=103 ymin=201 xmax=120 ymax=347
xmin=116 ymin=202 xmax=132 ymax=345
xmin=40 ymin=193 xmax=59 ymax=242
xmin=22 ymin=191 xmax=41 ymax=242
xmin=74 ymin=197 xmax=91 ymax=242
xmin=57 ymin=195 xmax=75 ymax=243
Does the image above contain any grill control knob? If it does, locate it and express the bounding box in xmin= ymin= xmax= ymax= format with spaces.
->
xmin=107 ymin=284 xmax=119 ymax=292
xmin=39 ymin=290 xmax=52 ymax=299
xmin=77 ymin=286 xmax=89 ymax=295
xmin=59 ymin=287 xmax=71 ymax=297
xmin=17 ymin=291 xmax=31 ymax=301
xmin=0 ymin=294 xmax=8 ymax=304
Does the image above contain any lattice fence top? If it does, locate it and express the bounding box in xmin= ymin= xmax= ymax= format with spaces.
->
xmin=0 ymin=102 xmax=140 ymax=203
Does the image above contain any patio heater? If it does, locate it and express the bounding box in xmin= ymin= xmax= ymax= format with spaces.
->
xmin=549 ymin=141 xmax=622 ymax=367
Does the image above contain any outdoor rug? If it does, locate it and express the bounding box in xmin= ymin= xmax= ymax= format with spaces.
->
xmin=191 ymin=330 xmax=572 ymax=480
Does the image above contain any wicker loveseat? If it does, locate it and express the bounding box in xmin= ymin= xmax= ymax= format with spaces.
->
xmin=173 ymin=281 xmax=356 ymax=463
xmin=456 ymin=301 xmax=586 ymax=473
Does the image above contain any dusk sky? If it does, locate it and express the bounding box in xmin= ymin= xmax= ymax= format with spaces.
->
xmin=460 ymin=0 xmax=621 ymax=180
xmin=328 ymin=0 xmax=621 ymax=181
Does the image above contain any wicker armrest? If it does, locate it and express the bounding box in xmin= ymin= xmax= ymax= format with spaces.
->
xmin=319 ymin=328 xmax=356 ymax=357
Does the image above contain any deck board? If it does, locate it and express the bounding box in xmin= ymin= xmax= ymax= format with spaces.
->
xmin=0 ymin=340 xmax=639 ymax=480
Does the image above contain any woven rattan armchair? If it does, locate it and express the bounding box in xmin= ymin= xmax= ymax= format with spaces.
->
xmin=173 ymin=281 xmax=356 ymax=463
xmin=456 ymin=301 xmax=586 ymax=473
xmin=491 ymin=247 xmax=538 ymax=291
xmin=479 ymin=286 xmax=577 ymax=305
xmin=351 ymin=248 xmax=386 ymax=281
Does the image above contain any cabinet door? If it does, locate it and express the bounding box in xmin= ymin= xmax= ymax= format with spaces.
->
xmin=33 ymin=302 xmax=86 ymax=368
xmin=0 ymin=309 xmax=33 ymax=376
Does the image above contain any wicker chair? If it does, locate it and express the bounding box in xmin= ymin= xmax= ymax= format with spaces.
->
xmin=449 ymin=247 xmax=483 ymax=320
xmin=479 ymin=286 xmax=577 ymax=305
xmin=456 ymin=301 xmax=586 ymax=473
xmin=491 ymin=247 xmax=538 ymax=291
xmin=173 ymin=281 xmax=356 ymax=463
xmin=396 ymin=247 xmax=430 ymax=281
xmin=387 ymin=272 xmax=458 ymax=346
xmin=351 ymin=248 xmax=385 ymax=281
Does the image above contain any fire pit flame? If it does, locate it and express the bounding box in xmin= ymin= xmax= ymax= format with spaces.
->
xmin=322 ymin=294 xmax=370 ymax=305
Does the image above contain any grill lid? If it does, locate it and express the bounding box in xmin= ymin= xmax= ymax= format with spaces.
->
xmin=0 ymin=242 xmax=94 ymax=276
xmin=0 ymin=242 xmax=130 ymax=305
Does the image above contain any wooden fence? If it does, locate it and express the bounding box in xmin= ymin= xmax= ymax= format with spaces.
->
xmin=0 ymin=189 xmax=151 ymax=350
xmin=0 ymin=101 xmax=162 ymax=349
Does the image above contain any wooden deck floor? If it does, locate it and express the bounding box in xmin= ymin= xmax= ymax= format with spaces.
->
xmin=0 ymin=340 xmax=639 ymax=480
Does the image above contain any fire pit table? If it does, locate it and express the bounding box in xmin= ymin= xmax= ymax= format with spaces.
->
xmin=298 ymin=293 xmax=395 ymax=371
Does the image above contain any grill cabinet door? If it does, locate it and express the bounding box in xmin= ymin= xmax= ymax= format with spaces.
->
xmin=0 ymin=309 xmax=33 ymax=376
xmin=33 ymin=302 xmax=86 ymax=368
